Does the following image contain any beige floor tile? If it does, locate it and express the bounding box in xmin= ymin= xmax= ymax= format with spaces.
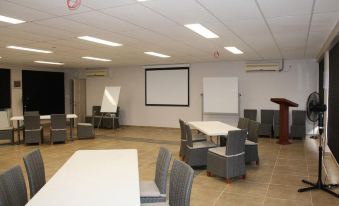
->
xmin=266 ymin=184 xmax=311 ymax=201
xmin=214 ymin=193 xmax=264 ymax=206
xmin=263 ymin=198 xmax=312 ymax=206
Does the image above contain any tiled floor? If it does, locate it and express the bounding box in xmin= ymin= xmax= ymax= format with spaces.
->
xmin=0 ymin=126 xmax=338 ymax=205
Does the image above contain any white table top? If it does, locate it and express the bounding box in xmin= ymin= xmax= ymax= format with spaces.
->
xmin=189 ymin=121 xmax=239 ymax=136
xmin=26 ymin=150 xmax=140 ymax=206
xmin=10 ymin=114 xmax=77 ymax=121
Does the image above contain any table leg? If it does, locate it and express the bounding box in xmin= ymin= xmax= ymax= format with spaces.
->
xmin=17 ymin=120 xmax=21 ymax=145
xmin=70 ymin=118 xmax=73 ymax=141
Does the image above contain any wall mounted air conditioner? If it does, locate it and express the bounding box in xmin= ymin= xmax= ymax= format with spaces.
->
xmin=85 ymin=69 xmax=109 ymax=78
xmin=245 ymin=60 xmax=284 ymax=72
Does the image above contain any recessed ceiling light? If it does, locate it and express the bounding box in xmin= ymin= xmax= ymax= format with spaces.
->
xmin=137 ymin=0 xmax=151 ymax=2
xmin=78 ymin=36 xmax=122 ymax=47
xmin=0 ymin=57 xmax=2 ymax=59
xmin=82 ymin=56 xmax=112 ymax=62
xmin=144 ymin=52 xmax=170 ymax=58
xmin=0 ymin=15 xmax=25 ymax=24
xmin=34 ymin=61 xmax=64 ymax=65
xmin=224 ymin=47 xmax=243 ymax=54
xmin=7 ymin=46 xmax=52 ymax=54
xmin=184 ymin=24 xmax=219 ymax=39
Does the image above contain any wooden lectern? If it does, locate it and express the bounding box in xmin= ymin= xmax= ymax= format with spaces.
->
xmin=271 ymin=98 xmax=298 ymax=145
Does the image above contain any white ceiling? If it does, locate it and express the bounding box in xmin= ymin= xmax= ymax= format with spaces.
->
xmin=0 ymin=0 xmax=338 ymax=69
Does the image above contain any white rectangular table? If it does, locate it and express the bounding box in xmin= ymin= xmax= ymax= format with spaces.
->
xmin=189 ymin=121 xmax=239 ymax=136
xmin=26 ymin=150 xmax=140 ymax=206
xmin=10 ymin=114 xmax=77 ymax=143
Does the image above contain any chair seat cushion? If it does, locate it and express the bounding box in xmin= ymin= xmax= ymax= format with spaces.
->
xmin=190 ymin=141 xmax=217 ymax=149
xmin=140 ymin=181 xmax=165 ymax=198
xmin=245 ymin=140 xmax=257 ymax=145
xmin=77 ymin=123 xmax=93 ymax=126
xmin=141 ymin=202 xmax=169 ymax=206
xmin=208 ymin=146 xmax=226 ymax=156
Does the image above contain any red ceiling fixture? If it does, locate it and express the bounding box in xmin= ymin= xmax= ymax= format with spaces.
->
xmin=67 ymin=0 xmax=81 ymax=10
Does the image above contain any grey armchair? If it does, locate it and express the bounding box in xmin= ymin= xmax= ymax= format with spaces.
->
xmin=0 ymin=111 xmax=14 ymax=145
xmin=245 ymin=120 xmax=260 ymax=165
xmin=207 ymin=130 xmax=247 ymax=183
xmin=258 ymin=110 xmax=274 ymax=137
xmin=140 ymin=147 xmax=172 ymax=203
xmin=50 ymin=114 xmax=67 ymax=144
xmin=185 ymin=123 xmax=217 ymax=167
xmin=244 ymin=109 xmax=257 ymax=121
xmin=179 ymin=119 xmax=206 ymax=158
xmin=141 ymin=160 xmax=194 ymax=206
xmin=290 ymin=110 xmax=306 ymax=139
xmin=0 ymin=165 xmax=28 ymax=206
xmin=237 ymin=117 xmax=250 ymax=130
xmin=23 ymin=149 xmax=46 ymax=198
xmin=24 ymin=114 xmax=43 ymax=144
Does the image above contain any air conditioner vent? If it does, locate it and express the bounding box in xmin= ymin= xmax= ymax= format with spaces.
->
xmin=245 ymin=60 xmax=284 ymax=72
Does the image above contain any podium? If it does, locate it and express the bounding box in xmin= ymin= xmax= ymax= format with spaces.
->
xmin=271 ymin=98 xmax=298 ymax=145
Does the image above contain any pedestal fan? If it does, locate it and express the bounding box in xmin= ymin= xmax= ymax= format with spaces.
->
xmin=298 ymin=92 xmax=338 ymax=198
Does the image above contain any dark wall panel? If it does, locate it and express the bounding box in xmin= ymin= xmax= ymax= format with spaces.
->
xmin=22 ymin=70 xmax=65 ymax=115
xmin=0 ymin=68 xmax=11 ymax=109
xmin=328 ymin=41 xmax=339 ymax=163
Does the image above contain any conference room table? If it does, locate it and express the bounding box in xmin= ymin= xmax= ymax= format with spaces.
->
xmin=10 ymin=114 xmax=77 ymax=144
xmin=26 ymin=149 xmax=141 ymax=206
xmin=189 ymin=121 xmax=240 ymax=145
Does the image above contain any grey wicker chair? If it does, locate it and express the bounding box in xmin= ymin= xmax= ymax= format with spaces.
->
xmin=0 ymin=111 xmax=14 ymax=145
xmin=0 ymin=165 xmax=28 ymax=206
xmin=179 ymin=119 xmax=206 ymax=158
xmin=258 ymin=110 xmax=274 ymax=137
xmin=24 ymin=114 xmax=43 ymax=144
xmin=273 ymin=110 xmax=279 ymax=138
xmin=237 ymin=117 xmax=250 ymax=130
xmin=245 ymin=120 xmax=260 ymax=165
xmin=244 ymin=109 xmax=257 ymax=121
xmin=185 ymin=123 xmax=217 ymax=167
xmin=141 ymin=160 xmax=194 ymax=206
xmin=24 ymin=111 xmax=39 ymax=116
xmin=207 ymin=130 xmax=247 ymax=183
xmin=290 ymin=110 xmax=306 ymax=139
xmin=23 ymin=149 xmax=46 ymax=198
xmin=50 ymin=114 xmax=67 ymax=144
xmin=140 ymin=147 xmax=172 ymax=203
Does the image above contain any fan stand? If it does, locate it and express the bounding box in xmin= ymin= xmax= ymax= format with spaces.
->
xmin=310 ymin=121 xmax=318 ymax=139
xmin=298 ymin=113 xmax=338 ymax=198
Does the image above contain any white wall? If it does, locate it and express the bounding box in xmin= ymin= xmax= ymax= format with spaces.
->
xmin=85 ymin=59 xmax=318 ymax=132
xmin=0 ymin=63 xmax=73 ymax=126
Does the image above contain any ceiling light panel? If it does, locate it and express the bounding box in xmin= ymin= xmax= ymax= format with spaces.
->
xmin=0 ymin=15 xmax=25 ymax=24
xmin=224 ymin=47 xmax=243 ymax=54
xmin=82 ymin=56 xmax=112 ymax=62
xmin=6 ymin=45 xmax=52 ymax=53
xmin=78 ymin=36 xmax=122 ymax=47
xmin=144 ymin=52 xmax=171 ymax=58
xmin=184 ymin=24 xmax=219 ymax=38
xmin=34 ymin=61 xmax=64 ymax=65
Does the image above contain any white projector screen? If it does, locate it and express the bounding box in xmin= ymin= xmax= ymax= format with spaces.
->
xmin=145 ymin=67 xmax=189 ymax=106
xmin=203 ymin=77 xmax=238 ymax=114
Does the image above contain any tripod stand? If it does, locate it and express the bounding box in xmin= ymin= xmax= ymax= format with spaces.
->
xmin=298 ymin=113 xmax=338 ymax=198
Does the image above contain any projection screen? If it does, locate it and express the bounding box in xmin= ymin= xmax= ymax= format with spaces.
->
xmin=145 ymin=66 xmax=189 ymax=106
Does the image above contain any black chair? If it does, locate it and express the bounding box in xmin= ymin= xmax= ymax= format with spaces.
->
xmin=290 ymin=110 xmax=306 ymax=139
xmin=23 ymin=149 xmax=46 ymax=198
xmin=50 ymin=114 xmax=67 ymax=144
xmin=273 ymin=110 xmax=279 ymax=138
xmin=24 ymin=114 xmax=43 ymax=144
xmin=258 ymin=110 xmax=274 ymax=137
xmin=244 ymin=109 xmax=257 ymax=121
xmin=0 ymin=165 xmax=28 ymax=206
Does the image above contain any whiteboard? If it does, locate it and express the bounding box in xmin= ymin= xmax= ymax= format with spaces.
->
xmin=100 ymin=87 xmax=120 ymax=113
xmin=203 ymin=77 xmax=238 ymax=114
xmin=145 ymin=67 xmax=189 ymax=106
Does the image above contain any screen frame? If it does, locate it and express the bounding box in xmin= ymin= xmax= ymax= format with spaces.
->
xmin=145 ymin=67 xmax=190 ymax=107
